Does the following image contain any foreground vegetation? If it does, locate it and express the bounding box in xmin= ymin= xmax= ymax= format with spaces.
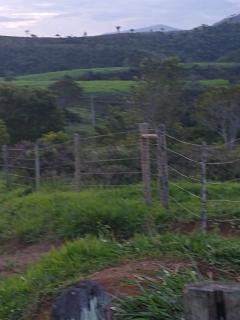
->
xmin=0 ymin=179 xmax=239 ymax=319
xmin=0 ymin=233 xmax=239 ymax=319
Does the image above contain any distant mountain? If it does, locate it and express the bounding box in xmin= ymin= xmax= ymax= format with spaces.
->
xmin=123 ymin=24 xmax=180 ymax=33
xmin=215 ymin=13 xmax=240 ymax=25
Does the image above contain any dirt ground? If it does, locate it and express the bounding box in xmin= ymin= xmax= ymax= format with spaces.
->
xmin=0 ymin=240 xmax=62 ymax=277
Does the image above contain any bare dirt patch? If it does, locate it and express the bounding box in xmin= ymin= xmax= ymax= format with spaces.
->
xmin=0 ymin=240 xmax=62 ymax=277
xmin=168 ymin=219 xmax=240 ymax=236
xmin=89 ymin=258 xmax=192 ymax=296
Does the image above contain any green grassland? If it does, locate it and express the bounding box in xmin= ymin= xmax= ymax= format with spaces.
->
xmin=0 ymin=67 xmax=135 ymax=94
xmin=183 ymin=62 xmax=240 ymax=68
xmin=0 ymin=179 xmax=239 ymax=319
xmin=198 ymin=78 xmax=230 ymax=87
xmin=0 ymin=64 xmax=235 ymax=95
xmin=12 ymin=67 xmax=129 ymax=82
xmin=8 ymin=79 xmax=135 ymax=94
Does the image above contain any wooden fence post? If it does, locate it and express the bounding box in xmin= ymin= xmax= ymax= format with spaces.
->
xmin=157 ymin=124 xmax=169 ymax=209
xmin=200 ymin=142 xmax=207 ymax=231
xmin=139 ymin=123 xmax=152 ymax=205
xmin=2 ymin=145 xmax=10 ymax=190
xmin=35 ymin=144 xmax=40 ymax=191
xmin=74 ymin=133 xmax=81 ymax=192
xmin=90 ymin=95 xmax=96 ymax=128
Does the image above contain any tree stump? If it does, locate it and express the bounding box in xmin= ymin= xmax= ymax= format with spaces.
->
xmin=184 ymin=282 xmax=240 ymax=320
xmin=52 ymin=280 xmax=113 ymax=320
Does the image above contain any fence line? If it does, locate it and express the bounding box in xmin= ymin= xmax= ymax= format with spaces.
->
xmin=1 ymin=123 xmax=240 ymax=232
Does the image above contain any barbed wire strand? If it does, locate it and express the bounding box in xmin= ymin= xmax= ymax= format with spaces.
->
xmin=167 ymin=148 xmax=200 ymax=164
xmin=168 ymin=165 xmax=201 ymax=182
xmin=170 ymin=182 xmax=201 ymax=199
xmin=170 ymin=195 xmax=200 ymax=218
xmin=85 ymin=157 xmax=139 ymax=164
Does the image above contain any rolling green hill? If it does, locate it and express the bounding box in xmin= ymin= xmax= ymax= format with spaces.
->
xmin=1 ymin=22 xmax=240 ymax=76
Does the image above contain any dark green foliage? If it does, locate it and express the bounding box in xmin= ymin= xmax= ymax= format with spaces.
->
xmin=49 ymin=77 xmax=83 ymax=109
xmin=195 ymin=85 xmax=240 ymax=146
xmin=0 ymin=84 xmax=65 ymax=143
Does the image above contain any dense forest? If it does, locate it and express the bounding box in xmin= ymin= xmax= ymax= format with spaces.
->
xmin=1 ymin=22 xmax=240 ymax=75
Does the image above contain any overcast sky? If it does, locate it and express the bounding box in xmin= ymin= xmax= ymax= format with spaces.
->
xmin=0 ymin=0 xmax=240 ymax=37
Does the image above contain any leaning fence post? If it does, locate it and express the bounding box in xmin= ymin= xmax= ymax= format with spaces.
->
xmin=157 ymin=124 xmax=169 ymax=209
xmin=200 ymin=142 xmax=207 ymax=231
xmin=35 ymin=144 xmax=40 ymax=191
xmin=139 ymin=123 xmax=152 ymax=205
xmin=2 ymin=144 xmax=10 ymax=190
xmin=74 ymin=133 xmax=81 ymax=192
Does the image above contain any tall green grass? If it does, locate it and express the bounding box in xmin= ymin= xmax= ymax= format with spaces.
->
xmin=0 ymin=181 xmax=240 ymax=244
xmin=116 ymin=270 xmax=199 ymax=320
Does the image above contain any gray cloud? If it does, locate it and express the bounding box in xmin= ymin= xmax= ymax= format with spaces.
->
xmin=0 ymin=16 xmax=30 ymax=22
xmin=0 ymin=0 xmax=239 ymax=36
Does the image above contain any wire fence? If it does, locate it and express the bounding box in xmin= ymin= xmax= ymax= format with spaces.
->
xmin=1 ymin=123 xmax=240 ymax=231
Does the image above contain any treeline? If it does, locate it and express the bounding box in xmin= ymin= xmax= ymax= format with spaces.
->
xmin=1 ymin=22 xmax=240 ymax=76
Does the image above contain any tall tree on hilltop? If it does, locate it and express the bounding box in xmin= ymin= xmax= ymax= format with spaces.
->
xmin=116 ymin=26 xmax=121 ymax=33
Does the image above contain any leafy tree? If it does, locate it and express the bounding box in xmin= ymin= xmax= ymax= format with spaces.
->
xmin=95 ymin=106 xmax=138 ymax=143
xmin=132 ymin=57 xmax=185 ymax=129
xmin=195 ymin=85 xmax=240 ymax=148
xmin=0 ymin=84 xmax=65 ymax=143
xmin=49 ymin=77 xmax=83 ymax=109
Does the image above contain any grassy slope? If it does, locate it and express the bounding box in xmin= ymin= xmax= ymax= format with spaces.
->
xmin=0 ymin=234 xmax=239 ymax=319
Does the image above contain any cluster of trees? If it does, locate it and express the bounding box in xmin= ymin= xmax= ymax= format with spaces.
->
xmin=1 ymin=22 xmax=240 ymax=76
xmin=131 ymin=58 xmax=240 ymax=147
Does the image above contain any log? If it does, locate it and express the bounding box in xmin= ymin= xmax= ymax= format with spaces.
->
xmin=184 ymin=282 xmax=240 ymax=320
